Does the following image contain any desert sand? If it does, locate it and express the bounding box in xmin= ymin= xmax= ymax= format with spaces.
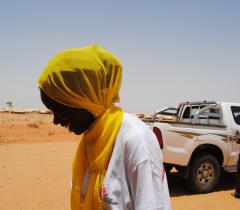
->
xmin=0 ymin=112 xmax=240 ymax=210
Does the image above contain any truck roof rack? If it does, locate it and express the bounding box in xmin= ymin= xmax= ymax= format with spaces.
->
xmin=179 ymin=101 xmax=218 ymax=106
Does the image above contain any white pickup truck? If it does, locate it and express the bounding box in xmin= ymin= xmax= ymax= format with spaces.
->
xmin=150 ymin=101 xmax=240 ymax=193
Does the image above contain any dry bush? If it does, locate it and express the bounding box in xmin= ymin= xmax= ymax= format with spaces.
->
xmin=48 ymin=131 xmax=55 ymax=136
xmin=27 ymin=123 xmax=39 ymax=129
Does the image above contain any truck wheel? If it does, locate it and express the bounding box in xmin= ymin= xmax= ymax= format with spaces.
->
xmin=188 ymin=153 xmax=221 ymax=193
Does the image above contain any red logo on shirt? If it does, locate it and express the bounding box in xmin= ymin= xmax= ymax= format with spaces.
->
xmin=101 ymin=185 xmax=108 ymax=199
xmin=101 ymin=185 xmax=118 ymax=205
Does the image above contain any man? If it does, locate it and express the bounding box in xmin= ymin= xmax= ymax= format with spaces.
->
xmin=38 ymin=45 xmax=172 ymax=209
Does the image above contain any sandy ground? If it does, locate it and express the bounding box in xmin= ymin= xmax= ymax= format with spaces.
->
xmin=0 ymin=112 xmax=240 ymax=210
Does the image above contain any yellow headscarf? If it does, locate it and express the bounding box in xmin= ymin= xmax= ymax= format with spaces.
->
xmin=38 ymin=45 xmax=124 ymax=210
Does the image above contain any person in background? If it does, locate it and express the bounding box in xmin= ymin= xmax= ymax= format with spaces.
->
xmin=233 ymin=132 xmax=240 ymax=199
xmin=38 ymin=44 xmax=172 ymax=210
xmin=234 ymin=154 xmax=240 ymax=198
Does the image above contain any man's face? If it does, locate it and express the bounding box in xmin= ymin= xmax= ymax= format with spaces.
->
xmin=40 ymin=90 xmax=95 ymax=135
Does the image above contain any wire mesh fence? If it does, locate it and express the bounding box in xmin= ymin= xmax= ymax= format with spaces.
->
xmin=0 ymin=112 xmax=80 ymax=144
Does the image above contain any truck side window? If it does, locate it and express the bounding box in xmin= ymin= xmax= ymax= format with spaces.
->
xmin=231 ymin=106 xmax=240 ymax=125
xmin=191 ymin=106 xmax=204 ymax=118
xmin=182 ymin=106 xmax=192 ymax=123
xmin=182 ymin=106 xmax=205 ymax=123
xmin=182 ymin=107 xmax=190 ymax=119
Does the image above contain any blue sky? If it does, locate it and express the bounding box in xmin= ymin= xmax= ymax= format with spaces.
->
xmin=0 ymin=0 xmax=240 ymax=113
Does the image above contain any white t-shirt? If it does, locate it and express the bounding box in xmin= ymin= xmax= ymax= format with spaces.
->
xmin=81 ymin=113 xmax=172 ymax=210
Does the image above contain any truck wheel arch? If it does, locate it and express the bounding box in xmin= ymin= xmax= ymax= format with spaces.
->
xmin=179 ymin=144 xmax=224 ymax=179
xmin=189 ymin=144 xmax=224 ymax=168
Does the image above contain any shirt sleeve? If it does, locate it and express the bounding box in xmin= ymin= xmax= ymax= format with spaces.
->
xmin=128 ymin=160 xmax=171 ymax=210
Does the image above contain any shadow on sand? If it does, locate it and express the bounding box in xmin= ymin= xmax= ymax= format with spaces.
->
xmin=167 ymin=171 xmax=236 ymax=197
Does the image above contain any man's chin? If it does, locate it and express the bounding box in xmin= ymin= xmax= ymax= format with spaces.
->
xmin=69 ymin=127 xmax=82 ymax=135
xmin=74 ymin=130 xmax=82 ymax=135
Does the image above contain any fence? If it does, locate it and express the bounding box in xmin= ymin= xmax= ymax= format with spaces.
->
xmin=0 ymin=112 xmax=79 ymax=144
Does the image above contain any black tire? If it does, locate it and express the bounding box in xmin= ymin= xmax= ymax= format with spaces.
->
xmin=188 ymin=153 xmax=221 ymax=193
